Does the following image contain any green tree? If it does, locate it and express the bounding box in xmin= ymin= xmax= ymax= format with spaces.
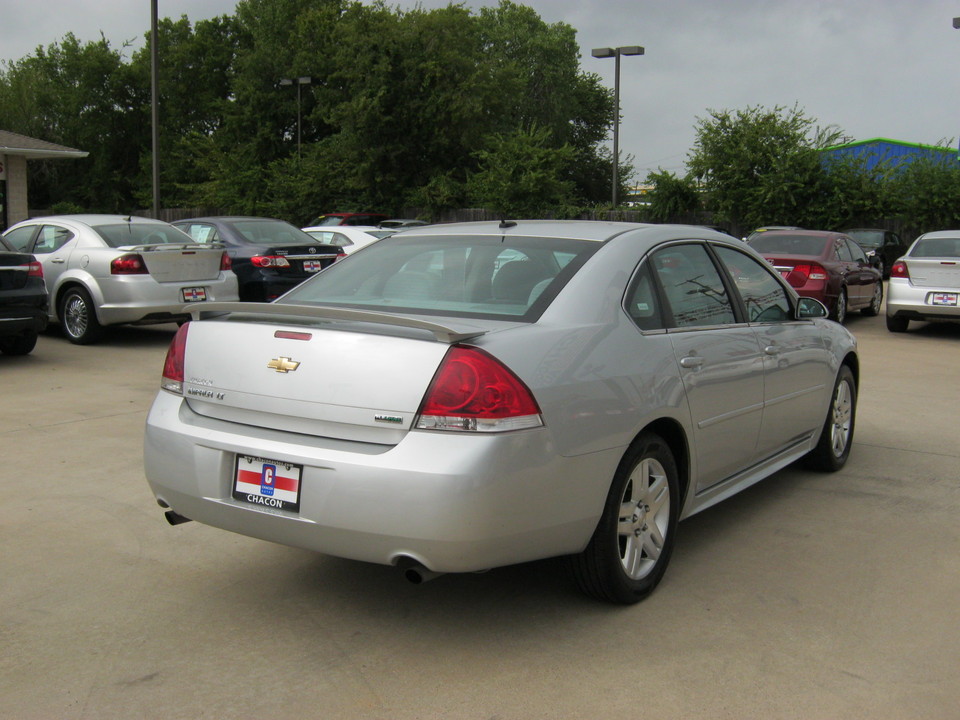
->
xmin=687 ymin=105 xmax=841 ymax=232
xmin=888 ymin=152 xmax=960 ymax=234
xmin=466 ymin=125 xmax=577 ymax=218
xmin=644 ymin=169 xmax=699 ymax=221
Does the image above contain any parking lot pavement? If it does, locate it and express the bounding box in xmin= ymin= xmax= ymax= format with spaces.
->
xmin=2 ymin=314 xmax=958 ymax=720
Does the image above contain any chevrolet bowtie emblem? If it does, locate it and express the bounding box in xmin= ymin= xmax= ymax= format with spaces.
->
xmin=267 ymin=356 xmax=301 ymax=373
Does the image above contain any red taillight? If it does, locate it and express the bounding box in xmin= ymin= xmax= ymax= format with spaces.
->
xmin=111 ymin=253 xmax=148 ymax=274
xmin=161 ymin=323 xmax=189 ymax=394
xmin=27 ymin=261 xmax=43 ymax=278
xmin=220 ymin=252 xmax=232 ymax=271
xmin=250 ymin=255 xmax=291 ymax=268
xmin=786 ymin=263 xmax=827 ymax=287
xmin=890 ymin=261 xmax=909 ymax=279
xmin=415 ymin=346 xmax=542 ymax=432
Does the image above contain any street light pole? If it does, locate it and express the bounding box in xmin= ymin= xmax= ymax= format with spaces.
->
xmin=280 ymin=76 xmax=312 ymax=159
xmin=592 ymin=45 xmax=644 ymax=207
xmin=150 ymin=0 xmax=160 ymax=216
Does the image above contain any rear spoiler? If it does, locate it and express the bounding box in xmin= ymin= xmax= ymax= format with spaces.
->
xmin=185 ymin=302 xmax=488 ymax=344
xmin=119 ymin=243 xmax=226 ymax=252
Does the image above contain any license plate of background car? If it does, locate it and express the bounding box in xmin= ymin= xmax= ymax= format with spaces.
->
xmin=181 ymin=287 xmax=207 ymax=302
xmin=303 ymin=260 xmax=323 ymax=272
xmin=233 ymin=455 xmax=302 ymax=513
xmin=931 ymin=293 xmax=958 ymax=306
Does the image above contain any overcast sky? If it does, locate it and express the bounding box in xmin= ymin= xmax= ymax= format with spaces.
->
xmin=3 ymin=0 xmax=960 ymax=177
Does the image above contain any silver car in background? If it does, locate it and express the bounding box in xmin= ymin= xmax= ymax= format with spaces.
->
xmin=144 ymin=221 xmax=859 ymax=603
xmin=2 ymin=215 xmax=238 ymax=344
xmin=886 ymin=230 xmax=960 ymax=332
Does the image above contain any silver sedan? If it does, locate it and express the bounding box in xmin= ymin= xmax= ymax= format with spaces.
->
xmin=886 ymin=230 xmax=960 ymax=332
xmin=143 ymin=221 xmax=858 ymax=603
xmin=2 ymin=215 xmax=238 ymax=344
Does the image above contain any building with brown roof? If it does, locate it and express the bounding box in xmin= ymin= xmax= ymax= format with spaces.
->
xmin=0 ymin=130 xmax=88 ymax=230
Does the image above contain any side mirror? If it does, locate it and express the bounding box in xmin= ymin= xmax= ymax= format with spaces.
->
xmin=796 ymin=297 xmax=828 ymax=319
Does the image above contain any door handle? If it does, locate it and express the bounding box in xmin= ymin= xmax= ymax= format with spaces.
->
xmin=680 ymin=356 xmax=704 ymax=369
xmin=764 ymin=345 xmax=780 ymax=356
xmin=50 ymin=257 xmax=65 ymax=264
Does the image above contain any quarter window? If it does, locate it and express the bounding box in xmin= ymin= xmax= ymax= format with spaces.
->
xmin=34 ymin=225 xmax=74 ymax=253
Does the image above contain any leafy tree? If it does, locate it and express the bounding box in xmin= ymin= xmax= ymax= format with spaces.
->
xmin=466 ymin=125 xmax=577 ymax=218
xmin=887 ymin=152 xmax=960 ymax=234
xmin=644 ymin=169 xmax=699 ymax=221
xmin=687 ymin=105 xmax=841 ymax=232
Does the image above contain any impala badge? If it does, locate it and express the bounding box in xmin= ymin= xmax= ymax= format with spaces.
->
xmin=268 ymin=356 xmax=301 ymax=373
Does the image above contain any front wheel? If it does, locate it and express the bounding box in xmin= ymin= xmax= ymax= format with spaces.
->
xmin=569 ymin=432 xmax=679 ymax=604
xmin=886 ymin=314 xmax=909 ymax=333
xmin=60 ymin=287 xmax=104 ymax=345
xmin=805 ymin=365 xmax=856 ymax=472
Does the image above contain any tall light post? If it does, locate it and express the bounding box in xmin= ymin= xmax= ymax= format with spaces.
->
xmin=280 ymin=76 xmax=312 ymax=159
xmin=592 ymin=45 xmax=644 ymax=207
xmin=150 ymin=0 xmax=159 ymax=216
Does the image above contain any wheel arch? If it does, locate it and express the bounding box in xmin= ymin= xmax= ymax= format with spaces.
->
xmin=53 ymin=279 xmax=103 ymax=323
xmin=633 ymin=417 xmax=691 ymax=508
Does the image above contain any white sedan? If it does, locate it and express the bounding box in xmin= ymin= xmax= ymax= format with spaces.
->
xmin=886 ymin=231 xmax=960 ymax=332
xmin=301 ymin=225 xmax=387 ymax=255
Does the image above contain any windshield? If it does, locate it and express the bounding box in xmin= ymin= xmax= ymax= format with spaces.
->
xmin=911 ymin=236 xmax=960 ymax=258
xmin=749 ymin=234 xmax=828 ymax=256
xmin=224 ymin=219 xmax=318 ymax=245
xmin=92 ymin=223 xmax=196 ymax=248
xmin=280 ymin=234 xmax=600 ymax=321
xmin=845 ymin=230 xmax=883 ymax=248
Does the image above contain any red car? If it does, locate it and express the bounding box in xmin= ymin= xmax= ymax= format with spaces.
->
xmin=308 ymin=212 xmax=389 ymax=227
xmin=748 ymin=230 xmax=883 ymax=323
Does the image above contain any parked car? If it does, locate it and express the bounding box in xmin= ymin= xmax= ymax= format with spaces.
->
xmin=379 ymin=219 xmax=428 ymax=229
xmin=743 ymin=226 xmax=802 ymax=243
xmin=144 ymin=220 xmax=859 ymax=604
xmin=0 ymin=236 xmax=48 ymax=355
xmin=2 ymin=215 xmax=237 ymax=344
xmin=842 ymin=228 xmax=906 ymax=278
xmin=748 ymin=229 xmax=883 ymax=323
xmin=308 ymin=212 xmax=389 ymax=227
xmin=300 ymin=225 xmax=383 ymax=255
xmin=886 ymin=230 xmax=960 ymax=332
xmin=173 ymin=217 xmax=344 ymax=302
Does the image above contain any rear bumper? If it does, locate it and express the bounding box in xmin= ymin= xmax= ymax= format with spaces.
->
xmin=886 ymin=280 xmax=960 ymax=321
xmin=143 ymin=391 xmax=619 ymax=573
xmin=85 ymin=273 xmax=238 ymax=325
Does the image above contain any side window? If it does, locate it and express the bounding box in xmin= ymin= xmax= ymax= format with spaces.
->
xmin=34 ymin=225 xmax=74 ymax=253
xmin=836 ymin=240 xmax=854 ymax=262
xmin=714 ymin=246 xmax=792 ymax=323
xmin=624 ymin=262 xmax=665 ymax=331
xmin=651 ymin=243 xmax=736 ymax=328
xmin=846 ymin=239 xmax=867 ymax=264
xmin=3 ymin=226 xmax=36 ymax=252
xmin=888 ymin=232 xmax=901 ymax=248
xmin=329 ymin=232 xmax=353 ymax=248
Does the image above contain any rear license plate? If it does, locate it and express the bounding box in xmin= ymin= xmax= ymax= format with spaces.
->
xmin=181 ymin=287 xmax=207 ymax=302
xmin=233 ymin=455 xmax=302 ymax=512
xmin=303 ymin=260 xmax=323 ymax=273
xmin=931 ymin=293 xmax=958 ymax=306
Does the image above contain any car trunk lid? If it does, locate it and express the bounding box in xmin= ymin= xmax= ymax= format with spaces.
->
xmin=123 ymin=244 xmax=226 ymax=282
xmin=180 ymin=303 xmax=488 ymax=445
xmin=904 ymin=258 xmax=960 ymax=289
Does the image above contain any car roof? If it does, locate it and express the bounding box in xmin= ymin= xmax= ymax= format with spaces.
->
xmin=398 ymin=219 xmax=667 ymax=243
xmin=917 ymin=230 xmax=960 ymax=238
xmin=173 ymin=216 xmax=289 ymax=224
xmin=15 ymin=214 xmax=170 ymax=226
xmin=756 ymin=229 xmax=847 ymax=239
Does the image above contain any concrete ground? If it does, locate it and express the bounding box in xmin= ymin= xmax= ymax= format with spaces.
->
xmin=1 ymin=305 xmax=958 ymax=719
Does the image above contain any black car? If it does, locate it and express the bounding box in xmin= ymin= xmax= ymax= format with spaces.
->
xmin=842 ymin=228 xmax=906 ymax=279
xmin=172 ymin=217 xmax=344 ymax=302
xmin=0 ymin=236 xmax=48 ymax=355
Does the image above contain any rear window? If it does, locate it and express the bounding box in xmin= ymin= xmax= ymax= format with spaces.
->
xmin=749 ymin=234 xmax=828 ymax=256
xmin=845 ymin=230 xmax=883 ymax=248
xmin=280 ymin=234 xmax=599 ymax=320
xmin=224 ymin=220 xmax=317 ymax=245
xmin=92 ymin=223 xmax=194 ymax=248
xmin=911 ymin=237 xmax=960 ymax=258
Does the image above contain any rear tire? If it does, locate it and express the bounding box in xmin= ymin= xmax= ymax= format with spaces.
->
xmin=805 ymin=365 xmax=856 ymax=472
xmin=569 ymin=432 xmax=679 ymax=604
xmin=886 ymin=314 xmax=908 ymax=333
xmin=60 ymin=287 xmax=104 ymax=345
xmin=0 ymin=332 xmax=38 ymax=356
xmin=861 ymin=282 xmax=882 ymax=316
xmin=831 ymin=288 xmax=848 ymax=324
